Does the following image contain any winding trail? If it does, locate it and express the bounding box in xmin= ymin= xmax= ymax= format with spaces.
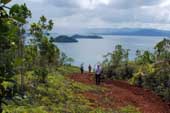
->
xmin=69 ymin=73 xmax=170 ymax=113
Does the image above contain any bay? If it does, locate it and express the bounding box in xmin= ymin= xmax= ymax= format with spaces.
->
xmin=55 ymin=35 xmax=168 ymax=69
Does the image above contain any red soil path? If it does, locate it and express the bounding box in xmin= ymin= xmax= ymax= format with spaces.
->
xmin=69 ymin=73 xmax=170 ymax=113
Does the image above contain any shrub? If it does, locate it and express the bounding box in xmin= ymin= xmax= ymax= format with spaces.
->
xmin=119 ymin=105 xmax=140 ymax=113
xmin=33 ymin=67 xmax=48 ymax=83
xmin=131 ymin=63 xmax=170 ymax=101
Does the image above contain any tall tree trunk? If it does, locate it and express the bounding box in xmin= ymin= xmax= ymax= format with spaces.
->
xmin=19 ymin=27 xmax=25 ymax=96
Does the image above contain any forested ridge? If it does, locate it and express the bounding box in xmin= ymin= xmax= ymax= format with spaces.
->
xmin=0 ymin=0 xmax=170 ymax=113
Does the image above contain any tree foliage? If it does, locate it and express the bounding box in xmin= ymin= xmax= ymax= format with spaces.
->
xmin=103 ymin=39 xmax=170 ymax=101
xmin=0 ymin=0 xmax=31 ymax=112
xmin=30 ymin=16 xmax=60 ymax=69
xmin=154 ymin=38 xmax=170 ymax=61
xmin=133 ymin=39 xmax=170 ymax=101
xmin=102 ymin=45 xmax=133 ymax=79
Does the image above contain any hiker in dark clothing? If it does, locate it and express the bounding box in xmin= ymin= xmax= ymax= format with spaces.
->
xmin=95 ymin=65 xmax=102 ymax=85
xmin=80 ymin=64 xmax=84 ymax=74
xmin=88 ymin=64 xmax=92 ymax=73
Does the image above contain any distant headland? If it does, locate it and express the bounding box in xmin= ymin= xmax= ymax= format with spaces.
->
xmin=53 ymin=34 xmax=103 ymax=43
xmin=71 ymin=34 xmax=103 ymax=39
xmin=53 ymin=35 xmax=78 ymax=43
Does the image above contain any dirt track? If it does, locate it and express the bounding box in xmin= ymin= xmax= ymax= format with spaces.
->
xmin=69 ymin=73 xmax=170 ymax=113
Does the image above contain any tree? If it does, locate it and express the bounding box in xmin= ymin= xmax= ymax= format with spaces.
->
xmin=24 ymin=45 xmax=38 ymax=70
xmin=135 ymin=50 xmax=155 ymax=65
xmin=10 ymin=3 xmax=31 ymax=95
xmin=102 ymin=45 xmax=133 ymax=79
xmin=30 ymin=16 xmax=60 ymax=81
xmin=131 ymin=39 xmax=170 ymax=100
xmin=154 ymin=38 xmax=170 ymax=61
xmin=0 ymin=0 xmax=31 ymax=112
xmin=60 ymin=52 xmax=74 ymax=65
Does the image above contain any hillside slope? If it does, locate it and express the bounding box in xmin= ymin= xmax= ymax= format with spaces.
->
xmin=3 ymin=66 xmax=140 ymax=113
xmin=70 ymin=73 xmax=170 ymax=113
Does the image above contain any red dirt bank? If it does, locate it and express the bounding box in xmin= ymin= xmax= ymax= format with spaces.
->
xmin=69 ymin=73 xmax=170 ymax=113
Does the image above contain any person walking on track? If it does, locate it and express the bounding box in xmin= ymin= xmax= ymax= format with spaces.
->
xmin=95 ymin=64 xmax=102 ymax=85
xmin=80 ymin=63 xmax=84 ymax=74
xmin=88 ymin=64 xmax=92 ymax=73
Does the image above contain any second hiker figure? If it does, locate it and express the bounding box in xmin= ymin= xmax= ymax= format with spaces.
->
xmin=88 ymin=64 xmax=92 ymax=73
xmin=95 ymin=64 xmax=102 ymax=85
xmin=80 ymin=63 xmax=84 ymax=74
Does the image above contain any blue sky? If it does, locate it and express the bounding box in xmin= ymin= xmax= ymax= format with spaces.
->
xmin=9 ymin=0 xmax=170 ymax=33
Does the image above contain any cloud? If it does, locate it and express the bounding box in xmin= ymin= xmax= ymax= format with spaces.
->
xmin=77 ymin=0 xmax=111 ymax=10
xmin=45 ymin=0 xmax=77 ymax=7
xmin=9 ymin=0 xmax=170 ymax=32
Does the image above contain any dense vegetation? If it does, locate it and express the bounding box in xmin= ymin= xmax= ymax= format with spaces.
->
xmin=0 ymin=0 xmax=141 ymax=113
xmin=102 ymin=38 xmax=170 ymax=101
xmin=0 ymin=0 xmax=76 ymax=112
xmin=0 ymin=0 xmax=169 ymax=113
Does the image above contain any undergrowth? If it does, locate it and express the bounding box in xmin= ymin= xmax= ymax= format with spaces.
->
xmin=3 ymin=66 xmax=140 ymax=113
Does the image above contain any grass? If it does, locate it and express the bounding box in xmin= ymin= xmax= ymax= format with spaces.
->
xmin=2 ymin=66 xmax=140 ymax=113
xmin=119 ymin=105 xmax=141 ymax=113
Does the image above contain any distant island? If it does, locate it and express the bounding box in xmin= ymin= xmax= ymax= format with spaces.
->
xmin=71 ymin=34 xmax=103 ymax=39
xmin=53 ymin=34 xmax=103 ymax=43
xmin=53 ymin=35 xmax=78 ymax=43
xmin=87 ymin=28 xmax=170 ymax=37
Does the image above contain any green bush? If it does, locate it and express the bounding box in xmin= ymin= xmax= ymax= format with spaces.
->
xmin=131 ymin=63 xmax=170 ymax=101
xmin=33 ymin=67 xmax=48 ymax=83
xmin=119 ymin=105 xmax=140 ymax=113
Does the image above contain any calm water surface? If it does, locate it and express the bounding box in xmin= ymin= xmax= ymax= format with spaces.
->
xmin=56 ymin=35 xmax=169 ymax=69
